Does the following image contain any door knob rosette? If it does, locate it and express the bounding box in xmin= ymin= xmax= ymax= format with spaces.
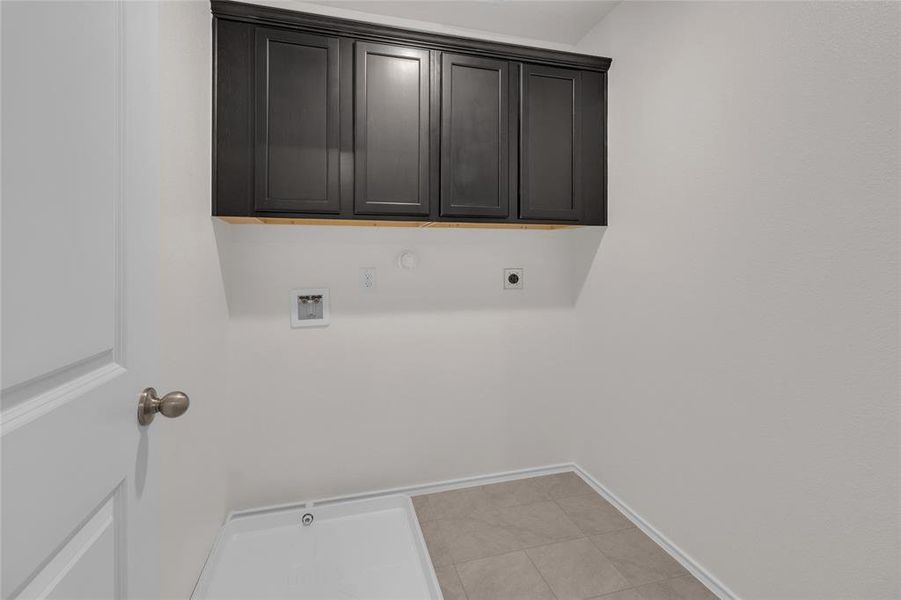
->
xmin=138 ymin=387 xmax=189 ymax=426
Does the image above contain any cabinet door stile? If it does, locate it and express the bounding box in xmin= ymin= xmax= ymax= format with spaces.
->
xmin=429 ymin=50 xmax=442 ymax=220
xmin=508 ymin=64 xmax=520 ymax=221
xmin=354 ymin=42 xmax=431 ymax=216
xmin=338 ymin=37 xmax=355 ymax=218
xmin=440 ymin=54 xmax=511 ymax=218
xmin=254 ymin=28 xmax=340 ymax=213
xmin=519 ymin=64 xmax=582 ymax=221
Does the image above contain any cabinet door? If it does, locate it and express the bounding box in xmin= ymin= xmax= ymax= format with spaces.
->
xmin=354 ymin=42 xmax=431 ymax=216
xmin=519 ymin=64 xmax=582 ymax=221
xmin=440 ymin=54 xmax=510 ymax=218
xmin=254 ymin=28 xmax=339 ymax=213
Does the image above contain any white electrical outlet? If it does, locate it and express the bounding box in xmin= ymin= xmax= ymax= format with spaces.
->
xmin=504 ymin=268 xmax=524 ymax=290
xmin=360 ymin=267 xmax=376 ymax=290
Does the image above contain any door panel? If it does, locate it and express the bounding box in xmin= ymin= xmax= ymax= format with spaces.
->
xmin=354 ymin=42 xmax=430 ymax=216
xmin=255 ymin=28 xmax=339 ymax=213
xmin=440 ymin=54 xmax=510 ymax=218
xmin=1 ymin=2 xmax=160 ymax=598
xmin=0 ymin=2 xmax=118 ymax=401
xmin=520 ymin=64 xmax=582 ymax=221
xmin=17 ymin=493 xmax=119 ymax=599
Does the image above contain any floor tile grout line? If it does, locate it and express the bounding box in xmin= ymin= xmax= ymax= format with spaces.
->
xmin=420 ymin=495 xmax=593 ymax=566
xmin=650 ymin=571 xmax=703 ymax=586
xmin=588 ymin=530 xmax=695 ymax=589
xmin=522 ymin=539 xmax=639 ymax=600
xmin=419 ymin=474 xmax=711 ymax=598
xmin=586 ymin=588 xmax=641 ymax=600
xmin=419 ymin=490 xmax=625 ymax=526
xmin=586 ymin=583 xmax=642 ymax=600
xmin=418 ymin=487 xmax=610 ymax=506
xmin=450 ymin=563 xmax=469 ymax=600
xmin=522 ymin=547 xmax=560 ymax=600
xmin=589 ymin=544 xmax=634 ymax=594
xmin=414 ymin=473 xmax=610 ymax=514
xmin=424 ymin=510 xmax=640 ymax=568
xmin=448 ymin=533 xmax=589 ymax=568
xmin=549 ymin=496 xmax=638 ymax=539
xmin=440 ymin=539 xmax=694 ymax=600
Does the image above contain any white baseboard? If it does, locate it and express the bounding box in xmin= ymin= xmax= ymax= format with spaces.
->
xmin=227 ymin=463 xmax=574 ymax=520
xmin=210 ymin=462 xmax=737 ymax=600
xmin=317 ymin=462 xmax=575 ymax=504
xmin=571 ymin=463 xmax=739 ymax=600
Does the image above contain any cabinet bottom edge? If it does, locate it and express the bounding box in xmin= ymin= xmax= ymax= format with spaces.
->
xmin=216 ymin=216 xmax=587 ymax=230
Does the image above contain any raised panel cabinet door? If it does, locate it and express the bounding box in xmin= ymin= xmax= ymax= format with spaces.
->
xmin=254 ymin=28 xmax=339 ymax=213
xmin=440 ymin=54 xmax=510 ymax=218
xmin=354 ymin=42 xmax=430 ymax=216
xmin=520 ymin=64 xmax=582 ymax=221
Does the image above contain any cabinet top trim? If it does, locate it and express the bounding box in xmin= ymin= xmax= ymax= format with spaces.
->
xmin=210 ymin=0 xmax=612 ymax=72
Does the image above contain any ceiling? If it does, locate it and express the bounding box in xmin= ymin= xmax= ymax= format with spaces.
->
xmin=303 ymin=1 xmax=620 ymax=45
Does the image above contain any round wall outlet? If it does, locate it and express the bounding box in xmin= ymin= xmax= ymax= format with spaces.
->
xmin=504 ymin=268 xmax=524 ymax=289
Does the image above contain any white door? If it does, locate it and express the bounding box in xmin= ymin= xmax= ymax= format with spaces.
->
xmin=2 ymin=2 xmax=167 ymax=598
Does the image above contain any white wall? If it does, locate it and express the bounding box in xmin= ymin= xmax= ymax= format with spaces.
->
xmin=158 ymin=2 xmax=595 ymax=597
xmin=161 ymin=1 xmax=900 ymax=598
xmin=219 ymin=223 xmax=601 ymax=509
xmin=217 ymin=226 xmax=598 ymax=506
xmin=572 ymin=3 xmax=900 ymax=599
xmin=159 ymin=3 xmax=231 ymax=598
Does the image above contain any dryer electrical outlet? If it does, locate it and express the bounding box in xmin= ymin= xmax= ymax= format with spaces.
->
xmin=504 ymin=268 xmax=524 ymax=290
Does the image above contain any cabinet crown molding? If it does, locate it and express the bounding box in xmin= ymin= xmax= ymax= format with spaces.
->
xmin=210 ymin=0 xmax=612 ymax=73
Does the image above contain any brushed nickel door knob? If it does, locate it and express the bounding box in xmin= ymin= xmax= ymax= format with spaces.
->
xmin=138 ymin=387 xmax=189 ymax=426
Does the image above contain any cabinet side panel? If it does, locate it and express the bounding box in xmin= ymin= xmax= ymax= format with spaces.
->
xmin=581 ymin=70 xmax=606 ymax=225
xmin=214 ymin=18 xmax=254 ymax=216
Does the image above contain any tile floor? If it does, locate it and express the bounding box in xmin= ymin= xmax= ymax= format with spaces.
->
xmin=413 ymin=472 xmax=717 ymax=600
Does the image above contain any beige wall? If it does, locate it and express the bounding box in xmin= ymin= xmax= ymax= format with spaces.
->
xmin=572 ymin=2 xmax=900 ymax=598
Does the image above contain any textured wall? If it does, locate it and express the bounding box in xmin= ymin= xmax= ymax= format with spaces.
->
xmin=159 ymin=2 xmax=231 ymax=598
xmin=158 ymin=2 xmax=593 ymax=596
xmin=217 ymin=222 xmax=598 ymax=510
xmin=572 ymin=3 xmax=900 ymax=598
xmin=160 ymin=2 xmax=900 ymax=597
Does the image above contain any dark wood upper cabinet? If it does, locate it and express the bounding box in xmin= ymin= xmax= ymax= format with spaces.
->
xmin=440 ymin=54 xmax=511 ymax=218
xmin=212 ymin=1 xmax=610 ymax=227
xmin=519 ymin=64 xmax=582 ymax=221
xmin=354 ymin=42 xmax=431 ymax=216
xmin=254 ymin=28 xmax=339 ymax=213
